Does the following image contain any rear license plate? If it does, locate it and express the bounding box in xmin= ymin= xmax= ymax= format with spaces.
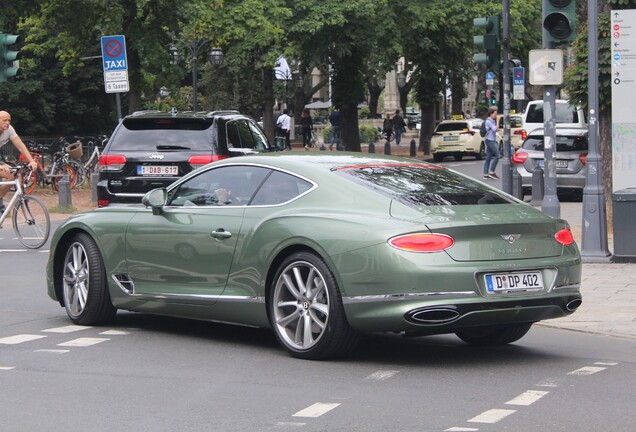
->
xmin=443 ymin=136 xmax=458 ymax=141
xmin=137 ymin=165 xmax=178 ymax=176
xmin=484 ymin=271 xmax=544 ymax=292
xmin=556 ymin=160 xmax=568 ymax=168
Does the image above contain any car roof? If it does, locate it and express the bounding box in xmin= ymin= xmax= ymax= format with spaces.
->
xmin=125 ymin=109 xmax=245 ymax=120
xmin=526 ymin=127 xmax=588 ymax=137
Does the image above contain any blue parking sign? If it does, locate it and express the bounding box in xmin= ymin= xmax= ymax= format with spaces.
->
xmin=101 ymin=35 xmax=128 ymax=72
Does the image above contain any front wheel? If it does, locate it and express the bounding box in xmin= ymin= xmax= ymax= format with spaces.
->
xmin=455 ymin=323 xmax=533 ymax=346
xmin=12 ymin=195 xmax=50 ymax=249
xmin=476 ymin=143 xmax=485 ymax=160
xmin=53 ymin=164 xmax=77 ymax=191
xmin=269 ymin=251 xmax=358 ymax=360
xmin=61 ymin=233 xmax=116 ymax=325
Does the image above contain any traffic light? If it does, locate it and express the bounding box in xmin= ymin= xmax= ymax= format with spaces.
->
xmin=489 ymin=90 xmax=497 ymax=106
xmin=543 ymin=0 xmax=576 ymax=44
xmin=0 ymin=33 xmax=20 ymax=83
xmin=473 ymin=15 xmax=500 ymax=71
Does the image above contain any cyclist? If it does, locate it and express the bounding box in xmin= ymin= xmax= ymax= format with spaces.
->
xmin=0 ymin=111 xmax=38 ymax=213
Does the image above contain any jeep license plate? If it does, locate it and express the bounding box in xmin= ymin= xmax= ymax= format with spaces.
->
xmin=138 ymin=165 xmax=178 ymax=176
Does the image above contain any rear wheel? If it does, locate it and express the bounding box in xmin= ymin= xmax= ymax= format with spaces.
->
xmin=455 ymin=323 xmax=533 ymax=346
xmin=12 ymin=195 xmax=50 ymax=249
xmin=433 ymin=154 xmax=444 ymax=162
xmin=476 ymin=143 xmax=485 ymax=160
xmin=454 ymin=154 xmax=463 ymax=161
xmin=52 ymin=164 xmax=77 ymax=191
xmin=269 ymin=251 xmax=358 ymax=360
xmin=61 ymin=232 xmax=116 ymax=325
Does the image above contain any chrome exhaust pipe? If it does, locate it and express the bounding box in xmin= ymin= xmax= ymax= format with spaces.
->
xmin=565 ymin=297 xmax=582 ymax=312
xmin=406 ymin=307 xmax=460 ymax=324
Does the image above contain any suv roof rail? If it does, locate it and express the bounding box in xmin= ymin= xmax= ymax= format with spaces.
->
xmin=130 ymin=110 xmax=163 ymax=116
xmin=206 ymin=110 xmax=240 ymax=118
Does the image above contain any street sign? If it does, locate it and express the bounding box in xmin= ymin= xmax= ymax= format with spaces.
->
xmin=485 ymin=71 xmax=495 ymax=86
xmin=528 ymin=49 xmax=563 ymax=85
xmin=512 ymin=66 xmax=525 ymax=100
xmin=611 ymin=9 xmax=636 ymax=191
xmin=100 ymin=35 xmax=129 ymax=93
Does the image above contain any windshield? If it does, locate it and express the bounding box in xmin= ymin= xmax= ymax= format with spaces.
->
xmin=111 ymin=118 xmax=214 ymax=151
xmin=522 ymin=135 xmax=588 ymax=152
xmin=525 ymin=103 xmax=580 ymax=124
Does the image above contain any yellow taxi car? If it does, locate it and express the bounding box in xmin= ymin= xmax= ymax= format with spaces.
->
xmin=430 ymin=116 xmax=503 ymax=162
xmin=498 ymin=113 xmax=526 ymax=151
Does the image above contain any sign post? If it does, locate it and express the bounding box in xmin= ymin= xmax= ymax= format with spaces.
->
xmin=101 ymin=35 xmax=129 ymax=120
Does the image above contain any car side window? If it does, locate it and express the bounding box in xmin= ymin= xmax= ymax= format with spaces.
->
xmin=226 ymin=119 xmax=268 ymax=150
xmin=170 ymin=165 xmax=270 ymax=207
xmin=251 ymin=171 xmax=311 ymax=205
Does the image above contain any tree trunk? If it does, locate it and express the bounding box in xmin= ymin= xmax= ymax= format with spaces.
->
xmin=599 ymin=109 xmax=613 ymax=232
xmin=340 ymin=103 xmax=361 ymax=152
xmin=367 ymin=84 xmax=382 ymax=119
xmin=418 ymin=104 xmax=436 ymax=155
xmin=450 ymin=73 xmax=464 ymax=116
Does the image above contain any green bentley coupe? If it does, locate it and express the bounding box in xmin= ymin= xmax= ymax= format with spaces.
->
xmin=46 ymin=153 xmax=582 ymax=359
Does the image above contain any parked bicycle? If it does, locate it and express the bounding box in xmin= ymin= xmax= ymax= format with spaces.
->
xmin=20 ymin=145 xmax=78 ymax=194
xmin=0 ymin=163 xmax=51 ymax=248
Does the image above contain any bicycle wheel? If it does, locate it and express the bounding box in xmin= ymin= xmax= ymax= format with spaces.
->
xmin=52 ymin=164 xmax=77 ymax=191
xmin=21 ymin=168 xmax=38 ymax=194
xmin=68 ymin=160 xmax=86 ymax=187
xmin=12 ymin=195 xmax=51 ymax=249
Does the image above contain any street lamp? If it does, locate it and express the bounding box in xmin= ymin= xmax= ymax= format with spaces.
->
xmin=170 ymin=37 xmax=224 ymax=111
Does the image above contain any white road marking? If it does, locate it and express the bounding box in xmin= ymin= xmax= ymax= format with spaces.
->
xmin=43 ymin=325 xmax=91 ymax=333
xmin=506 ymin=390 xmax=549 ymax=406
xmin=0 ymin=366 xmax=16 ymax=370
xmin=445 ymin=427 xmax=479 ymax=431
xmin=57 ymin=337 xmax=110 ymax=347
xmin=468 ymin=409 xmax=516 ymax=424
xmin=273 ymin=422 xmax=306 ymax=428
xmin=595 ymin=362 xmax=618 ymax=366
xmin=536 ymin=378 xmax=560 ymax=387
xmin=34 ymin=349 xmax=70 ymax=354
xmin=292 ymin=402 xmax=340 ymax=418
xmin=99 ymin=330 xmax=129 ymax=335
xmin=365 ymin=370 xmax=399 ymax=380
xmin=0 ymin=249 xmax=27 ymax=253
xmin=0 ymin=334 xmax=47 ymax=345
xmin=39 ymin=250 xmax=50 ymax=253
xmin=567 ymin=366 xmax=606 ymax=376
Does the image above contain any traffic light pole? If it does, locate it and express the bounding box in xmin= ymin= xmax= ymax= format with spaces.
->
xmin=541 ymin=0 xmax=560 ymax=218
xmin=501 ymin=0 xmax=512 ymax=195
xmin=580 ymin=0 xmax=610 ymax=261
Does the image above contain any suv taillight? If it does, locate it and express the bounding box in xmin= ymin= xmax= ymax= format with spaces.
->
xmin=99 ymin=154 xmax=126 ymax=171
xmin=512 ymin=151 xmax=528 ymax=164
xmin=579 ymin=153 xmax=587 ymax=165
xmin=188 ymin=154 xmax=229 ymax=169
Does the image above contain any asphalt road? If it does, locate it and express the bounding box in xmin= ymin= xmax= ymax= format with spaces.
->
xmin=1 ymin=218 xmax=635 ymax=432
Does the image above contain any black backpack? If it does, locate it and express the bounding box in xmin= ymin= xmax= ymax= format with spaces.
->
xmin=479 ymin=120 xmax=487 ymax=137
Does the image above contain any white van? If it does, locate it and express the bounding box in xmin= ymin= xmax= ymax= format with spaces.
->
xmin=522 ymin=100 xmax=586 ymax=135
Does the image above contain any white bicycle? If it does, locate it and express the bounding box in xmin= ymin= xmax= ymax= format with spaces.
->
xmin=0 ymin=163 xmax=51 ymax=249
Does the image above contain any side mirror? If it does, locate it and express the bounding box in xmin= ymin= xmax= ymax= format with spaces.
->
xmin=142 ymin=188 xmax=168 ymax=215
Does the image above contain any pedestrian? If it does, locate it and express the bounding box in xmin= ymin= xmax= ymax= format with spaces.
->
xmin=383 ymin=114 xmax=393 ymax=144
xmin=276 ymin=109 xmax=292 ymax=150
xmin=328 ymin=109 xmax=340 ymax=151
xmin=392 ymin=109 xmax=407 ymax=145
xmin=0 ymin=110 xmax=39 ymax=213
xmin=300 ymin=108 xmax=314 ymax=150
xmin=482 ymin=107 xmax=500 ymax=179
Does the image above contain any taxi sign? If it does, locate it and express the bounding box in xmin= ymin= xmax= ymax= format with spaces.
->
xmin=451 ymin=114 xmax=465 ymax=120
xmin=101 ymin=35 xmax=129 ymax=93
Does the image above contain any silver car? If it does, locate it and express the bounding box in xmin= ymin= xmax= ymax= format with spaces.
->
xmin=512 ymin=128 xmax=588 ymax=196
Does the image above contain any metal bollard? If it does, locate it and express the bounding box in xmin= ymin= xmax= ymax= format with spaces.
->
xmin=512 ymin=169 xmax=523 ymax=200
xmin=91 ymin=171 xmax=99 ymax=204
xmin=58 ymin=174 xmax=72 ymax=208
xmin=384 ymin=141 xmax=391 ymax=155
xmin=368 ymin=142 xmax=375 ymax=153
xmin=530 ymin=166 xmax=544 ymax=206
xmin=409 ymin=139 xmax=416 ymax=157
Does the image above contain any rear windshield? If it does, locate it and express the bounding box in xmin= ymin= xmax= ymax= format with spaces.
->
xmin=335 ymin=164 xmax=514 ymax=206
xmin=435 ymin=122 xmax=470 ymax=132
xmin=109 ymin=118 xmax=215 ymax=151
xmin=525 ymin=103 xmax=580 ymax=124
xmin=522 ymin=135 xmax=588 ymax=152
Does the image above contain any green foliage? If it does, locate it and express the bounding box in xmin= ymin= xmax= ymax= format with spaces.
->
xmin=359 ymin=122 xmax=380 ymax=144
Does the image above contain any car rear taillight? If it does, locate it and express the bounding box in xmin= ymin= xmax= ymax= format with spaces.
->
xmin=188 ymin=154 xmax=229 ymax=169
xmin=460 ymin=130 xmax=475 ymax=136
xmin=98 ymin=199 xmax=110 ymax=207
xmin=433 ymin=132 xmax=442 ymax=136
xmin=555 ymin=228 xmax=575 ymax=246
xmin=512 ymin=151 xmax=528 ymax=164
xmin=579 ymin=153 xmax=587 ymax=165
xmin=514 ymin=129 xmax=527 ymax=140
xmin=99 ymin=154 xmax=126 ymax=171
xmin=389 ymin=233 xmax=454 ymax=253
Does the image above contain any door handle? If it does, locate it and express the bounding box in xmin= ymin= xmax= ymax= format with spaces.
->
xmin=210 ymin=229 xmax=232 ymax=240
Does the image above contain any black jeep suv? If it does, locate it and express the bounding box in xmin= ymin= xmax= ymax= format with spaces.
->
xmin=97 ymin=109 xmax=272 ymax=206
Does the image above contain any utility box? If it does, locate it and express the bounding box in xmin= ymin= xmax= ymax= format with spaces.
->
xmin=612 ymin=188 xmax=636 ymax=260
